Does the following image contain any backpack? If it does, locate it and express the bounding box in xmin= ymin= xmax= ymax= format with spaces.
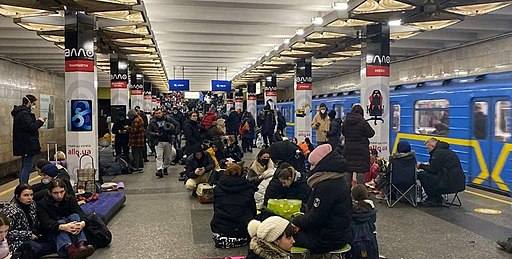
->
xmin=84 ymin=213 xmax=112 ymax=248
xmin=351 ymin=221 xmax=379 ymax=259
xmin=239 ymin=121 xmax=250 ymax=136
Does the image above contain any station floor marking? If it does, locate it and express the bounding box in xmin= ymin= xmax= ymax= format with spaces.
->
xmin=464 ymin=189 xmax=512 ymax=205
xmin=0 ymin=176 xmax=41 ymax=197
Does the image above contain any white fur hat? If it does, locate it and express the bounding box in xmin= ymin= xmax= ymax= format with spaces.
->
xmin=247 ymin=216 xmax=290 ymax=242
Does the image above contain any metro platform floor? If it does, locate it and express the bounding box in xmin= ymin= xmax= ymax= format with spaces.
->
xmin=0 ymin=150 xmax=511 ymax=258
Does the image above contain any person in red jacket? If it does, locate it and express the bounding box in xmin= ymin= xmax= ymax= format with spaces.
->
xmin=202 ymin=107 xmax=217 ymax=129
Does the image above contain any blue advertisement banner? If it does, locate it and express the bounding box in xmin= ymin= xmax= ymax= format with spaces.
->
xmin=169 ymin=79 xmax=190 ymax=91
xmin=211 ymin=80 xmax=231 ymax=91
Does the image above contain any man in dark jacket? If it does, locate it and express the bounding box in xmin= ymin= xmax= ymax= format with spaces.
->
xmin=263 ymin=163 xmax=311 ymax=209
xmin=276 ymin=111 xmax=287 ymax=137
xmin=185 ymin=144 xmax=215 ymax=192
xmin=12 ymin=94 xmax=46 ymax=184
xmin=292 ymin=144 xmax=352 ymax=254
xmin=37 ymin=179 xmax=95 ymax=258
xmin=342 ymin=105 xmax=375 ymax=186
xmin=327 ymin=110 xmax=342 ymax=150
xmin=134 ymin=106 xmax=149 ymax=162
xmin=226 ymin=107 xmax=240 ymax=141
xmin=417 ymin=138 xmax=466 ymax=206
xmin=147 ymin=108 xmax=179 ymax=178
xmin=169 ymin=107 xmax=185 ymax=149
xmin=111 ymin=115 xmax=130 ymax=160
xmin=259 ymin=105 xmax=276 ymax=148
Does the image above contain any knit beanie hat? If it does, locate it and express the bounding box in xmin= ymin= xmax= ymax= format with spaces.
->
xmin=328 ymin=110 xmax=336 ymax=119
xmin=40 ymin=164 xmax=59 ymax=177
xmin=397 ymin=141 xmax=411 ymax=153
xmin=247 ymin=216 xmax=290 ymax=242
xmin=308 ymin=144 xmax=332 ymax=165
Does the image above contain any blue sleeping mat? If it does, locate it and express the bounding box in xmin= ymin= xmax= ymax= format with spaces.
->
xmin=81 ymin=192 xmax=126 ymax=223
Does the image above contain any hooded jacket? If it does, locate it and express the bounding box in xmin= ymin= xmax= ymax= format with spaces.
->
xmin=311 ymin=112 xmax=330 ymax=143
xmin=327 ymin=117 xmax=343 ymax=148
xmin=147 ymin=115 xmax=180 ymax=146
xmin=202 ymin=111 xmax=217 ymax=129
xmin=11 ymin=105 xmax=44 ymax=156
xmin=1 ymin=200 xmax=40 ymax=253
xmin=263 ymin=171 xmax=311 ymax=209
xmin=342 ymin=112 xmax=375 ymax=173
xmin=259 ymin=110 xmax=276 ymax=135
xmin=418 ymin=141 xmax=466 ymax=193
xmin=185 ymin=150 xmax=215 ymax=179
xmin=211 ymin=175 xmax=257 ymax=237
xmin=254 ymin=169 xmax=276 ymax=209
xmin=246 ymin=237 xmax=290 ymax=259
xmin=37 ymin=195 xmax=87 ymax=233
xmin=226 ymin=111 xmax=241 ymax=135
xmin=183 ymin=118 xmax=202 ymax=153
xmin=292 ymin=150 xmax=352 ymax=254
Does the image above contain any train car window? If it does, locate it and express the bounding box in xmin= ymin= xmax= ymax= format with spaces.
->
xmin=473 ymin=102 xmax=488 ymax=139
xmin=393 ymin=104 xmax=400 ymax=132
xmin=333 ymin=105 xmax=344 ymax=119
xmin=414 ymin=99 xmax=449 ymax=136
xmin=495 ymin=101 xmax=511 ymax=142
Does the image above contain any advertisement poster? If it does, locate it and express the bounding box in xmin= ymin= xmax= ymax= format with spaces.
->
xmin=294 ymin=60 xmax=312 ymax=142
xmin=39 ymin=94 xmax=55 ymax=129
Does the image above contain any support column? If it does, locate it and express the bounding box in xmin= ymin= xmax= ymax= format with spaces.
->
xmin=361 ymin=23 xmax=390 ymax=157
xmin=247 ymin=82 xmax=257 ymax=121
xmin=294 ymin=59 xmax=313 ymax=142
xmin=235 ymin=87 xmax=244 ymax=111
xmin=151 ymin=88 xmax=158 ymax=110
xmin=264 ymin=74 xmax=277 ymax=110
xmin=225 ymin=91 xmax=234 ymax=111
xmin=110 ymin=53 xmax=129 ymax=119
xmin=130 ymin=73 xmax=144 ymax=109
xmin=64 ymin=11 xmax=98 ymax=184
xmin=143 ymin=82 xmax=152 ymax=112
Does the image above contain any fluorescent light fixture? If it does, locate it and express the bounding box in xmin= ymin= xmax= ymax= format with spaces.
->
xmin=265 ymin=51 xmax=271 ymax=56
xmin=296 ymin=28 xmax=304 ymax=36
xmin=326 ymin=18 xmax=374 ymax=27
xmin=306 ymin=31 xmax=346 ymax=40
xmin=332 ymin=1 xmax=348 ymax=10
xmin=312 ymin=17 xmax=323 ymax=25
xmin=446 ymin=2 xmax=512 ymax=16
xmin=103 ymin=25 xmax=149 ymax=35
xmin=406 ymin=20 xmax=460 ymax=31
xmin=388 ymin=19 xmax=401 ymax=26
xmin=90 ymin=10 xmax=144 ymax=23
xmin=39 ymin=35 xmax=65 ymax=43
xmin=390 ymin=30 xmax=421 ymax=40
xmin=291 ymin=41 xmax=327 ymax=49
xmin=16 ymin=22 xmax=63 ymax=31
xmin=113 ymin=38 xmax=154 ymax=45
xmin=273 ymin=45 xmax=280 ymax=51
xmin=121 ymin=46 xmax=156 ymax=52
xmin=283 ymin=38 xmax=290 ymax=44
xmin=0 ymin=4 xmax=52 ymax=18
xmin=96 ymin=0 xmax=139 ymax=5
xmin=352 ymin=0 xmax=415 ymax=14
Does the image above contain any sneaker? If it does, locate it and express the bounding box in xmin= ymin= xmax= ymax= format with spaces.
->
xmin=156 ymin=169 xmax=163 ymax=178
xmin=163 ymin=168 xmax=169 ymax=175
xmin=497 ymin=240 xmax=512 ymax=253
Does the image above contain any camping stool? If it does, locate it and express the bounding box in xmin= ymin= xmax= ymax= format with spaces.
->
xmin=323 ymin=244 xmax=352 ymax=259
xmin=291 ymin=247 xmax=310 ymax=259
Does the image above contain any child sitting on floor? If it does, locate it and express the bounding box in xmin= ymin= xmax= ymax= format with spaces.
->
xmin=351 ymin=184 xmax=379 ymax=259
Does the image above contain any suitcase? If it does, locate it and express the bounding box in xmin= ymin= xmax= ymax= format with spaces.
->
xmin=196 ymin=183 xmax=214 ymax=204
xmin=46 ymin=141 xmax=58 ymax=161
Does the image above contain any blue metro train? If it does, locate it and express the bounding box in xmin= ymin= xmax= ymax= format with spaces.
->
xmin=258 ymin=72 xmax=512 ymax=194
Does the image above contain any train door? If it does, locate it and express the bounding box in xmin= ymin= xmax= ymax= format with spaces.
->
xmin=389 ymin=102 xmax=400 ymax=152
xmin=471 ymin=98 xmax=511 ymax=188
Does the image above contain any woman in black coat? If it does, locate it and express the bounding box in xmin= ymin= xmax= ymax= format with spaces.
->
xmin=292 ymin=144 xmax=352 ymax=254
xmin=342 ymin=105 xmax=375 ymax=186
xmin=211 ymin=164 xmax=257 ymax=248
xmin=327 ymin=110 xmax=343 ymax=150
xmin=263 ymin=164 xmax=311 ymax=209
xmin=183 ymin=111 xmax=202 ymax=155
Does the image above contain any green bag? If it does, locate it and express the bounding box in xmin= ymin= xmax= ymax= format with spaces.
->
xmin=267 ymin=199 xmax=302 ymax=220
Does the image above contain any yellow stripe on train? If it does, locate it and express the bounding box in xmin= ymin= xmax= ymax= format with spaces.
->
xmin=392 ymin=133 xmax=511 ymax=192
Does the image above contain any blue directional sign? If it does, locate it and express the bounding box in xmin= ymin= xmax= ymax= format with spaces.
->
xmin=169 ymin=79 xmax=190 ymax=91
xmin=211 ymin=80 xmax=231 ymax=91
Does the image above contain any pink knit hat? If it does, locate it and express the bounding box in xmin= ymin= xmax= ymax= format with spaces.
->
xmin=308 ymin=144 xmax=332 ymax=165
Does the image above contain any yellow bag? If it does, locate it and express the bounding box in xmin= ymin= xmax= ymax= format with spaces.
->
xmin=267 ymin=199 xmax=302 ymax=220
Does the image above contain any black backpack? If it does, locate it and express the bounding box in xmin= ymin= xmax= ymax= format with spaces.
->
xmin=84 ymin=213 xmax=112 ymax=248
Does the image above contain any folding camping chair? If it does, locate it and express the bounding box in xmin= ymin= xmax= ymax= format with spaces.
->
xmin=386 ymin=155 xmax=417 ymax=207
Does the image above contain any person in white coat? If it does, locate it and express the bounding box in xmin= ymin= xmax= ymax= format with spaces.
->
xmin=254 ymin=168 xmax=276 ymax=209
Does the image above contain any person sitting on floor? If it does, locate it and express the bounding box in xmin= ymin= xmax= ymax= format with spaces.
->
xmin=247 ymin=149 xmax=275 ymax=185
xmin=185 ymin=144 xmax=216 ymax=194
xmin=210 ymin=164 xmax=257 ymax=249
xmin=224 ymin=136 xmax=244 ymax=162
xmin=351 ymin=184 xmax=379 ymax=259
xmin=2 ymin=184 xmax=54 ymax=257
xmin=0 ymin=212 xmax=11 ymax=259
xmin=292 ymin=144 xmax=352 ymax=254
xmin=37 ymin=179 xmax=94 ymax=259
xmin=246 ymin=216 xmax=295 ymax=259
xmin=32 ymin=161 xmax=74 ymax=202
xmin=417 ymin=138 xmax=465 ymax=206
xmin=263 ymin=163 xmax=311 ymax=210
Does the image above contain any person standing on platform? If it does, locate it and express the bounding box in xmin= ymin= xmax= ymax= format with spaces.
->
xmin=134 ymin=106 xmax=149 ymax=162
xmin=276 ymin=111 xmax=287 ymax=137
xmin=342 ymin=105 xmax=375 ymax=186
xmin=127 ymin=110 xmax=145 ymax=171
xmin=327 ymin=110 xmax=342 ymax=150
xmin=170 ymin=107 xmax=185 ymax=149
xmin=147 ymin=108 xmax=176 ymax=178
xmin=226 ymin=107 xmax=240 ymax=142
xmin=111 ymin=114 xmax=130 ymax=161
xmin=241 ymin=112 xmax=256 ymax=153
xmin=311 ymin=103 xmax=330 ymax=145
xmin=259 ymin=105 xmax=276 ymax=148
xmin=11 ymin=94 xmax=46 ymax=184
xmin=183 ymin=111 xmax=202 ymax=156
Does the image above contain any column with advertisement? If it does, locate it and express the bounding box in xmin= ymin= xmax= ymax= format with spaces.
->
xmin=226 ymin=91 xmax=234 ymax=111
xmin=294 ymin=59 xmax=313 ymax=142
xmin=264 ymin=74 xmax=277 ymax=111
xmin=235 ymin=88 xmax=244 ymax=111
xmin=361 ymin=23 xmax=390 ymax=158
xmin=110 ymin=53 xmax=129 ymax=122
xmin=143 ymin=82 xmax=152 ymax=112
xmin=64 ymin=11 xmax=98 ymax=183
xmin=130 ymin=73 xmax=144 ymax=109
xmin=247 ymin=82 xmax=257 ymax=122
